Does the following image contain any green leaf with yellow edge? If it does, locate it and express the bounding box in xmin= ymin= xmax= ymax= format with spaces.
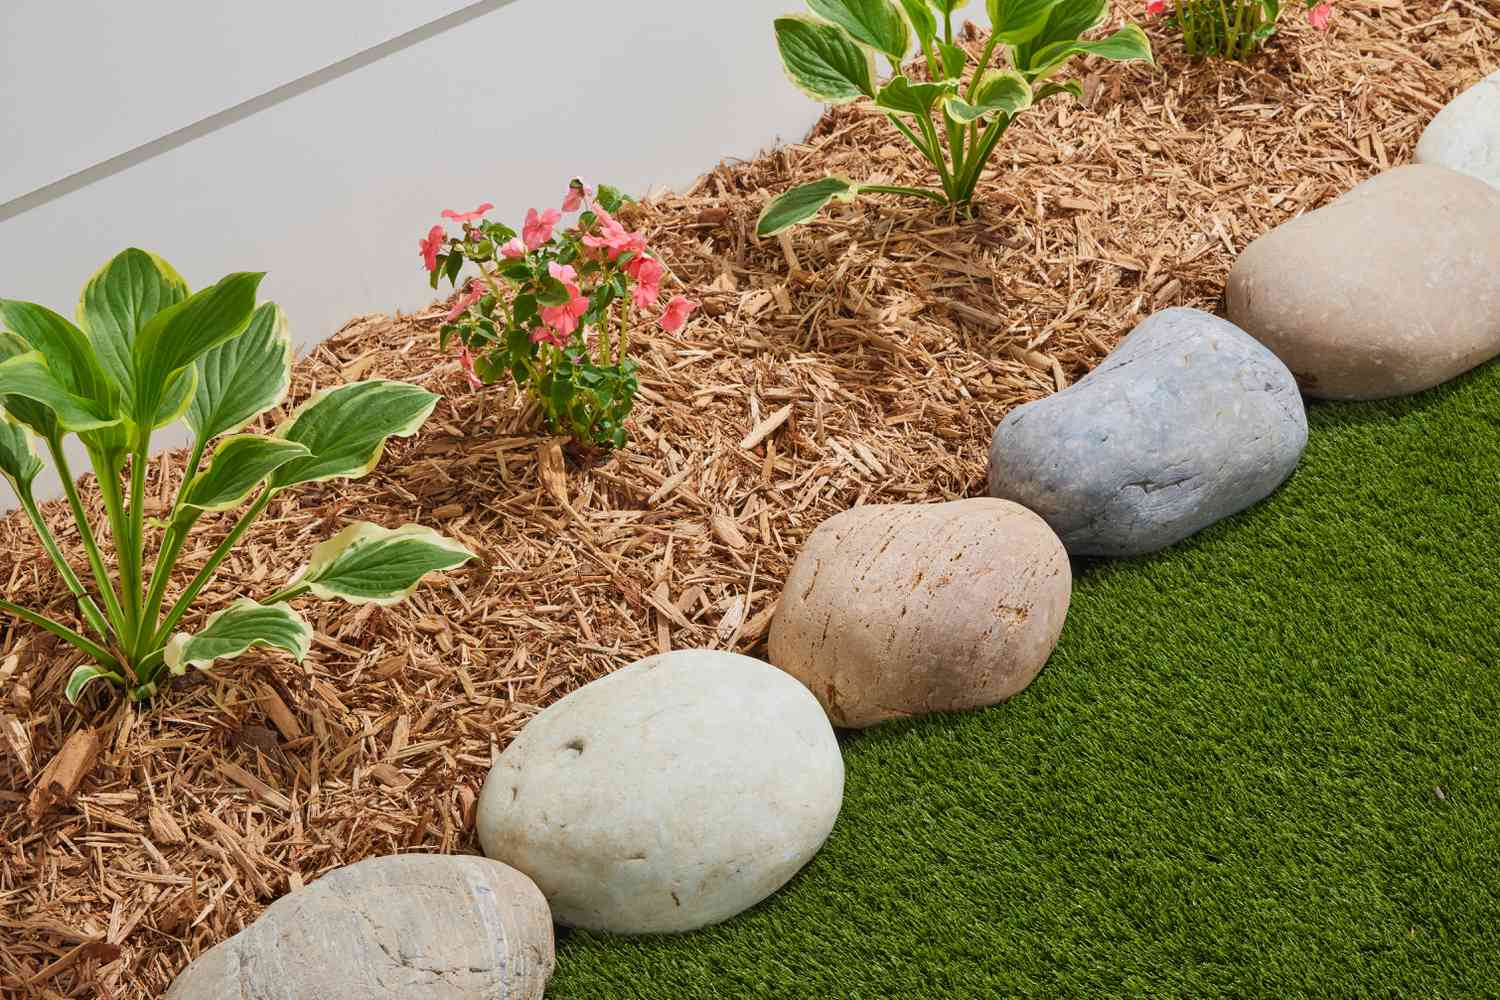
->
xmin=897 ymin=0 xmax=937 ymax=53
xmin=1027 ymin=23 xmax=1152 ymax=81
xmin=774 ymin=14 xmax=877 ymax=103
xmin=77 ymin=248 xmax=189 ymax=417
xmin=65 ymin=664 xmax=128 ymax=704
xmin=944 ymin=68 xmax=1033 ymax=123
xmin=756 ymin=176 xmax=863 ymax=237
xmin=808 ymin=0 xmax=911 ymax=61
xmin=132 ymin=271 xmax=262 ymax=433
xmin=0 ymin=351 xmax=121 ymax=433
xmin=178 ymin=435 xmax=310 ymax=516
xmin=986 ymin=0 xmax=1067 ymax=44
xmin=270 ymin=379 xmax=439 ymax=489
xmin=290 ymin=522 xmax=476 ymax=607
xmin=186 ymin=302 xmax=294 ymax=444
xmin=164 ymin=598 xmax=313 ymax=675
xmin=0 ymin=414 xmax=42 ymax=493
xmin=875 ymin=76 xmax=954 ymax=116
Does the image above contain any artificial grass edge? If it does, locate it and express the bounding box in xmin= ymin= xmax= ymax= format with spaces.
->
xmin=548 ymin=362 xmax=1500 ymax=999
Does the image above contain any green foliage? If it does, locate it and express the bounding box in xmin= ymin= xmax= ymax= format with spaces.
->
xmin=760 ymin=0 xmax=1153 ymax=235
xmin=1159 ymin=0 xmax=1329 ymax=61
xmin=0 ymin=248 xmax=474 ymax=705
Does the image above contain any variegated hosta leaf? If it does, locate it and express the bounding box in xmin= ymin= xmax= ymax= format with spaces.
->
xmin=757 ymin=176 xmax=863 ymax=238
xmin=986 ymin=0 xmax=1067 ymax=44
xmin=0 ymin=414 xmax=42 ymax=493
xmin=186 ymin=301 xmax=294 ymax=444
xmin=0 ymin=351 xmax=120 ymax=433
xmin=292 ymin=522 xmax=475 ymax=607
xmin=178 ymin=435 xmax=310 ymax=516
xmin=897 ymin=0 xmax=937 ymax=53
xmin=0 ymin=300 xmax=121 ymax=442
xmin=132 ymin=271 xmax=263 ymax=432
xmin=875 ymin=76 xmax=953 ymax=117
xmin=1027 ymin=23 xmax=1153 ymax=81
xmin=65 ymin=664 xmax=126 ymax=704
xmin=163 ymin=598 xmax=313 ymax=675
xmin=943 ymin=69 xmax=1033 ymax=124
xmin=774 ymin=15 xmax=877 ymax=104
xmin=807 ymin=0 xmax=911 ymax=61
xmin=77 ymin=248 xmax=189 ymax=418
xmin=1012 ymin=0 xmax=1107 ymax=70
xmin=270 ymin=380 xmax=439 ymax=489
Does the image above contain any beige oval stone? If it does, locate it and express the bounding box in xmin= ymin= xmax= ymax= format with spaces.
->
xmin=1226 ymin=164 xmax=1500 ymax=400
xmin=768 ymin=498 xmax=1070 ymax=729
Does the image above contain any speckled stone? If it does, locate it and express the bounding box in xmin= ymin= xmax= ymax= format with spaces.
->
xmin=988 ymin=308 xmax=1307 ymax=557
xmin=1226 ymin=164 xmax=1500 ymax=400
xmin=477 ymin=649 xmax=843 ymax=934
xmin=768 ymin=498 xmax=1071 ymax=727
xmin=1416 ymin=69 xmax=1500 ymax=190
xmin=163 ymin=854 xmax=554 ymax=1000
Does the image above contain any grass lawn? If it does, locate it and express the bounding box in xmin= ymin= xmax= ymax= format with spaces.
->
xmin=549 ymin=361 xmax=1500 ymax=999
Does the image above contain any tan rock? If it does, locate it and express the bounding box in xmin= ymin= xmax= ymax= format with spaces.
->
xmin=768 ymin=499 xmax=1070 ymax=729
xmin=1226 ymin=164 xmax=1500 ymax=400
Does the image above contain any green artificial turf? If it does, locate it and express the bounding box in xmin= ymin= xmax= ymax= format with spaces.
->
xmin=549 ymin=362 xmax=1500 ymax=999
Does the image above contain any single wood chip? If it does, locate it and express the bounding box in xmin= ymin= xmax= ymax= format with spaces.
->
xmin=27 ymin=728 xmax=100 ymax=820
xmin=740 ymin=405 xmax=792 ymax=451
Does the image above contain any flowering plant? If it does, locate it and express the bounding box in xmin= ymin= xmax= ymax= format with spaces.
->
xmin=420 ymin=182 xmax=697 ymax=449
xmin=0 ymin=250 xmax=473 ymax=704
xmin=1145 ymin=0 xmax=1333 ymax=60
xmin=759 ymin=0 xmax=1153 ymax=235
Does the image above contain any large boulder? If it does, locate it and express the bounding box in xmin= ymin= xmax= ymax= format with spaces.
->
xmin=164 ymin=854 xmax=554 ymax=999
xmin=1416 ymin=69 xmax=1500 ymax=190
xmin=1226 ymin=164 xmax=1500 ymax=400
xmin=768 ymin=499 xmax=1069 ymax=728
xmin=987 ymin=308 xmax=1307 ymax=557
xmin=476 ymin=649 xmax=843 ymax=934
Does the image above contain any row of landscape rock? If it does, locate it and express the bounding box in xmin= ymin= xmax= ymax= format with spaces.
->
xmin=163 ymin=68 xmax=1500 ymax=1000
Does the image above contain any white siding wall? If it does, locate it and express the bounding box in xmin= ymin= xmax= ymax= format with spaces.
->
xmin=0 ymin=0 xmax=826 ymax=508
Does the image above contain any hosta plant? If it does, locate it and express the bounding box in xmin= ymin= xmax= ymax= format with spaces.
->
xmin=0 ymin=249 xmax=474 ymax=704
xmin=420 ymin=181 xmax=698 ymax=449
xmin=759 ymin=0 xmax=1153 ymax=236
xmin=1145 ymin=0 xmax=1333 ymax=60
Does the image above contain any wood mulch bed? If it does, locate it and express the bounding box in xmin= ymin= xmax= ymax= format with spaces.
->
xmin=2 ymin=2 xmax=1496 ymax=995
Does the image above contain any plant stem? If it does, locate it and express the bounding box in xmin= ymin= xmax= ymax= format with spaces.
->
xmin=134 ymin=516 xmax=195 ymax=662
xmin=120 ymin=448 xmax=149 ymax=643
xmin=151 ymin=490 xmax=274 ymax=649
xmin=966 ymin=37 xmax=1001 ymax=101
xmin=47 ymin=438 xmax=128 ymax=641
xmin=0 ymin=599 xmax=121 ymax=668
xmin=17 ymin=492 xmax=111 ymax=641
xmin=262 ymin=582 xmax=310 ymax=606
xmin=952 ymin=114 xmax=1013 ymax=203
xmin=887 ymin=114 xmax=937 ymax=163
xmin=861 ymin=184 xmax=952 ymax=204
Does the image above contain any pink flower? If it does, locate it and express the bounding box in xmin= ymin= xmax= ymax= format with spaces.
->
xmin=631 ymin=257 xmax=664 ymax=310
xmin=582 ymin=208 xmax=646 ymax=261
xmin=444 ymin=279 xmax=485 ymax=322
xmin=523 ymin=207 xmax=562 ymax=250
xmin=562 ymin=179 xmax=595 ymax=212
xmin=442 ymin=202 xmax=494 ymax=223
xmin=1307 ymin=2 xmax=1332 ymax=30
xmin=419 ymin=225 xmax=445 ymax=273
xmin=458 ymin=347 xmax=484 ymax=390
xmin=540 ymin=265 xmax=589 ymax=341
xmin=531 ymin=324 xmax=569 ymax=348
xmin=659 ymin=295 xmax=698 ymax=333
xmin=1145 ymin=0 xmax=1166 ymax=14
xmin=501 ymin=237 xmax=526 ymax=259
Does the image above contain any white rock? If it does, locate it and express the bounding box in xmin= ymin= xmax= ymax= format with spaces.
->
xmin=1416 ymin=69 xmax=1500 ymax=190
xmin=163 ymin=854 xmax=554 ymax=999
xmin=477 ymin=649 xmax=843 ymax=934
